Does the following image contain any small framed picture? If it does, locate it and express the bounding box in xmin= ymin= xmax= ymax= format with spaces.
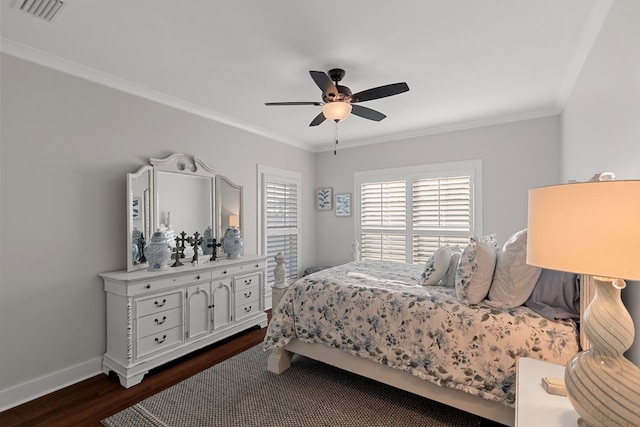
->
xmin=335 ymin=193 xmax=351 ymax=216
xmin=316 ymin=187 xmax=333 ymax=210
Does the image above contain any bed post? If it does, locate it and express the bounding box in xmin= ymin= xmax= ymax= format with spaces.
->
xmin=579 ymin=274 xmax=595 ymax=350
xmin=267 ymin=252 xmax=293 ymax=373
xmin=351 ymin=241 xmax=360 ymax=261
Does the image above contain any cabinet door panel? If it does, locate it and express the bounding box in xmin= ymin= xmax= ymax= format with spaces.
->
xmin=212 ymin=279 xmax=232 ymax=330
xmin=187 ymin=285 xmax=211 ymax=340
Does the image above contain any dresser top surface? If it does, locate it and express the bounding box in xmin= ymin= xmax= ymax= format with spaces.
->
xmin=100 ymin=254 xmax=267 ymax=282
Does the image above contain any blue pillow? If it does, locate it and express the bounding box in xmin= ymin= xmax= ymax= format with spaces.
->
xmin=524 ymin=269 xmax=580 ymax=321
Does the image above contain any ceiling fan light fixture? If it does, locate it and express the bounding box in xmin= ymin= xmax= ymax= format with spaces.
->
xmin=322 ymin=101 xmax=352 ymax=122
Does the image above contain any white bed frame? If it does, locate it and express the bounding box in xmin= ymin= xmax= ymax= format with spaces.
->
xmin=266 ymin=253 xmax=592 ymax=427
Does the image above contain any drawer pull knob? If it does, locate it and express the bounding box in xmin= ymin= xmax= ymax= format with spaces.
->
xmin=155 ymin=316 xmax=166 ymax=325
xmin=244 ymin=278 xmax=252 ymax=285
xmin=145 ymin=284 xmax=151 ymax=289
xmin=196 ymin=275 xmax=201 ymax=280
xmin=223 ymin=270 xmax=227 ymax=274
xmin=155 ymin=299 xmax=167 ymax=307
xmin=244 ymin=306 xmax=252 ymax=313
xmin=155 ymin=335 xmax=167 ymax=344
xmin=244 ymin=291 xmax=252 ymax=298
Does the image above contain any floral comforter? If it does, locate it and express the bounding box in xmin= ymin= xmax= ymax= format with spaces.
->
xmin=264 ymin=261 xmax=580 ymax=407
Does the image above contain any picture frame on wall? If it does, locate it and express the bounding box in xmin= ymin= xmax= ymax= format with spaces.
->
xmin=335 ymin=193 xmax=351 ymax=216
xmin=316 ymin=187 xmax=333 ymax=210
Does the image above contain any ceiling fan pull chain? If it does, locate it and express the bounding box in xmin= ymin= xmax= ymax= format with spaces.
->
xmin=334 ymin=122 xmax=339 ymax=155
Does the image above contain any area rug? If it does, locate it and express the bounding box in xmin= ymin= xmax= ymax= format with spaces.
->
xmin=102 ymin=345 xmax=484 ymax=427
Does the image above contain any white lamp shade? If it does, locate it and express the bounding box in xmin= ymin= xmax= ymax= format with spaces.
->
xmin=527 ymin=180 xmax=640 ymax=280
xmin=228 ymin=214 xmax=240 ymax=228
xmin=322 ymin=101 xmax=352 ymax=122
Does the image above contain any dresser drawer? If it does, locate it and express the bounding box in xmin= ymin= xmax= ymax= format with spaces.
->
xmin=137 ymin=307 xmax=183 ymax=338
xmin=235 ymin=301 xmax=258 ymax=320
xmin=234 ymin=273 xmax=261 ymax=292
xmin=128 ymin=271 xmax=211 ymax=295
xmin=212 ymin=261 xmax=265 ymax=279
xmin=136 ymin=326 xmax=183 ymax=359
xmin=235 ymin=286 xmax=259 ymax=305
xmin=136 ymin=291 xmax=183 ymax=317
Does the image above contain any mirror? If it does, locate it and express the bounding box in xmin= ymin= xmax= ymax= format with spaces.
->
xmin=156 ymin=171 xmax=213 ymax=236
xmin=126 ymin=153 xmax=243 ymax=272
xmin=127 ymin=165 xmax=153 ymax=272
xmin=216 ymin=175 xmax=243 ymax=239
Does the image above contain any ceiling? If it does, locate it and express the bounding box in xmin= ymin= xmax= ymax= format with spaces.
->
xmin=1 ymin=0 xmax=612 ymax=152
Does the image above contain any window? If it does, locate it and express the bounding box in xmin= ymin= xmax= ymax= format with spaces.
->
xmin=258 ymin=166 xmax=301 ymax=287
xmin=356 ymin=160 xmax=481 ymax=264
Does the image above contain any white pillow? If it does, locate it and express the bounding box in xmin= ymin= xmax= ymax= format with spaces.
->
xmin=420 ymin=245 xmax=453 ymax=285
xmin=441 ymin=246 xmax=462 ymax=287
xmin=488 ymin=229 xmax=542 ymax=307
xmin=455 ymin=237 xmax=498 ymax=304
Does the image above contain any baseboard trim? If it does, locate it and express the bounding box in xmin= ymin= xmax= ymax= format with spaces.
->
xmin=0 ymin=357 xmax=102 ymax=412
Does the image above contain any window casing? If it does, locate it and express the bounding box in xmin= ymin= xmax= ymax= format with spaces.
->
xmin=355 ymin=160 xmax=482 ymax=264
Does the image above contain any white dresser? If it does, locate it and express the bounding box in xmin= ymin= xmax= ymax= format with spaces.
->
xmin=100 ymin=255 xmax=268 ymax=387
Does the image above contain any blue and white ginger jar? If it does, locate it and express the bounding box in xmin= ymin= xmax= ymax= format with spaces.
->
xmin=222 ymin=227 xmax=244 ymax=259
xmin=144 ymin=229 xmax=172 ymax=271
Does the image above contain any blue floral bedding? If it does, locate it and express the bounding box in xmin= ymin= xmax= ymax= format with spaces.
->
xmin=264 ymin=261 xmax=580 ymax=407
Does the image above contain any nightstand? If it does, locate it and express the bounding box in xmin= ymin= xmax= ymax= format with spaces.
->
xmin=515 ymin=357 xmax=579 ymax=427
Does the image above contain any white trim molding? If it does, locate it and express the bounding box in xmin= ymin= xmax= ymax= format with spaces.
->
xmin=0 ymin=357 xmax=102 ymax=411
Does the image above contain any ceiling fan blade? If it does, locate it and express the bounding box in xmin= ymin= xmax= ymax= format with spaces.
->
xmin=310 ymin=71 xmax=339 ymax=97
xmin=351 ymin=104 xmax=386 ymax=121
xmin=265 ymin=101 xmax=322 ymax=106
xmin=351 ymin=82 xmax=409 ymax=103
xmin=309 ymin=112 xmax=326 ymax=126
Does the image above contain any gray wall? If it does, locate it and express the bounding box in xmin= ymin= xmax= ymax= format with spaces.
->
xmin=314 ymin=116 xmax=562 ymax=266
xmin=0 ymin=54 xmax=317 ymax=391
xmin=561 ymin=0 xmax=640 ymax=364
xmin=2 ymin=0 xmax=638 ymax=404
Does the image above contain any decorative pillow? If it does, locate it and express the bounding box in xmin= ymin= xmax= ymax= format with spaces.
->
xmin=487 ymin=229 xmax=542 ymax=308
xmin=420 ymin=245 xmax=453 ymax=285
xmin=525 ymin=269 xmax=580 ymax=321
xmin=480 ymin=232 xmax=499 ymax=250
xmin=455 ymin=237 xmax=498 ymax=304
xmin=441 ymin=246 xmax=462 ymax=287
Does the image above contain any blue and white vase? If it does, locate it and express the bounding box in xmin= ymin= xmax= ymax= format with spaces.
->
xmin=144 ymin=229 xmax=172 ymax=271
xmin=221 ymin=227 xmax=244 ymax=259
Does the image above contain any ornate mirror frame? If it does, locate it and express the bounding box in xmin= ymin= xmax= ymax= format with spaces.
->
xmin=126 ymin=153 xmax=243 ymax=272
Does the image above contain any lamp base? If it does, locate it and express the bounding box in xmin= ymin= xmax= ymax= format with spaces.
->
xmin=566 ymin=350 xmax=640 ymax=427
xmin=564 ymin=277 xmax=640 ymax=427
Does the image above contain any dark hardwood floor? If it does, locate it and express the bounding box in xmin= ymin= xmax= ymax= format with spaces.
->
xmin=0 ymin=324 xmax=267 ymax=427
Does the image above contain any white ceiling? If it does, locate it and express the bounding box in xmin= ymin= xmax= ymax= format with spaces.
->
xmin=1 ymin=0 xmax=612 ymax=152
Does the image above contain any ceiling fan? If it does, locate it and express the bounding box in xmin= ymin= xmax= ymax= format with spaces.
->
xmin=265 ymin=68 xmax=410 ymax=127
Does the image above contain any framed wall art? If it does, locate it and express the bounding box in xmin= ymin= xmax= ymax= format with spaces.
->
xmin=335 ymin=193 xmax=351 ymax=216
xmin=316 ymin=187 xmax=333 ymax=210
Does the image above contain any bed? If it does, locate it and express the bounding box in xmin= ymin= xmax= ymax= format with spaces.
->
xmin=264 ymin=233 xmax=586 ymax=426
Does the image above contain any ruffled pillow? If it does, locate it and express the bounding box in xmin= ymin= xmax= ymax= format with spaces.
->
xmin=420 ymin=245 xmax=453 ymax=285
xmin=487 ymin=229 xmax=542 ymax=308
xmin=455 ymin=237 xmax=498 ymax=304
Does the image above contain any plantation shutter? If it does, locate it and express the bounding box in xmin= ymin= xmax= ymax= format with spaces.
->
xmin=357 ymin=164 xmax=477 ymax=265
xmin=412 ymin=176 xmax=472 ymax=264
xmin=360 ymin=180 xmax=407 ymax=262
xmin=265 ymin=180 xmax=299 ymax=283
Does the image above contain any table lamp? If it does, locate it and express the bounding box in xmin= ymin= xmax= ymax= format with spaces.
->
xmin=526 ymin=179 xmax=640 ymax=427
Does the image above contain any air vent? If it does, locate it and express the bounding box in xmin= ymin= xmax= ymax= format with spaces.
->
xmin=11 ymin=0 xmax=65 ymax=22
